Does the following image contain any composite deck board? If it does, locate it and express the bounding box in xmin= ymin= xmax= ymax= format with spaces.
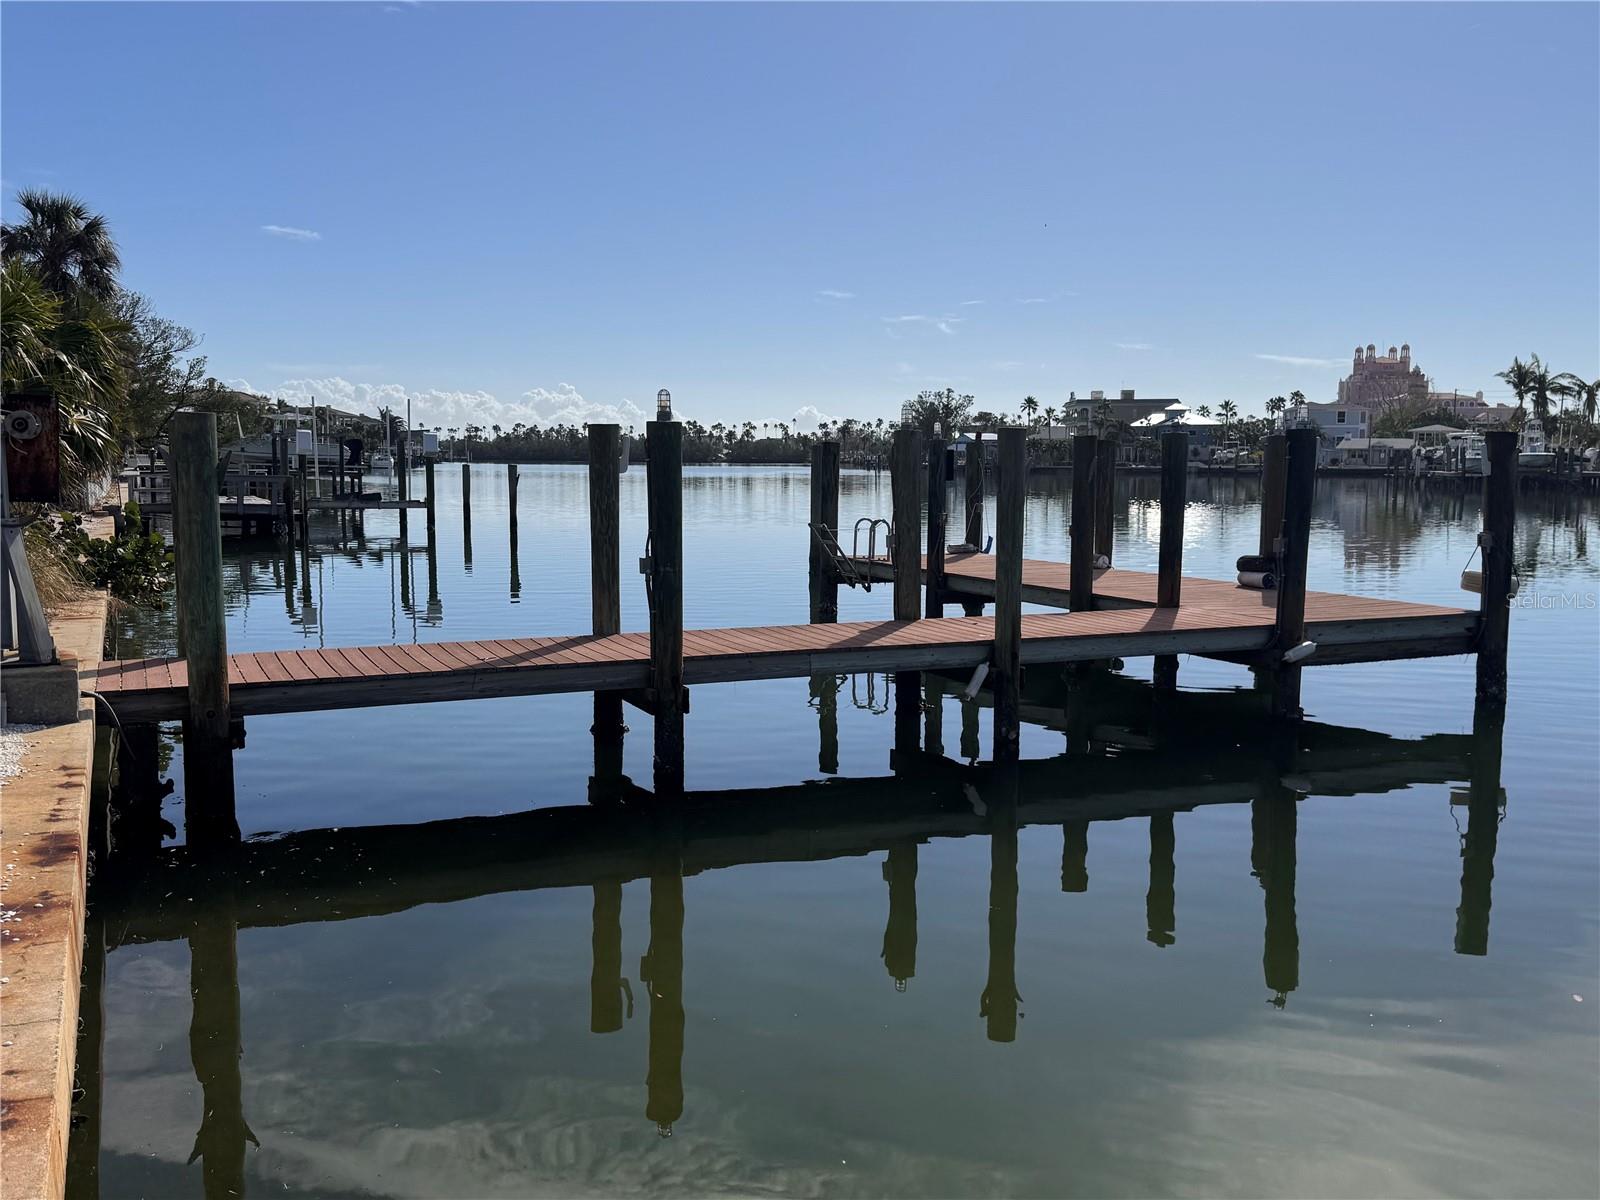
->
xmin=90 ymin=558 xmax=1477 ymax=721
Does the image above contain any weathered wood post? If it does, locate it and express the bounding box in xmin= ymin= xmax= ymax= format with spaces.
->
xmin=282 ymin=469 xmax=297 ymax=551
xmin=1259 ymin=433 xmax=1287 ymax=559
xmin=807 ymin=440 xmax=840 ymax=623
xmin=170 ymin=413 xmax=231 ymax=746
xmin=1153 ymin=428 xmax=1189 ymax=690
xmin=646 ymin=418 xmax=685 ymax=792
xmin=890 ymin=427 xmax=924 ymax=742
xmin=1094 ymin=437 xmax=1117 ymax=565
xmin=925 ymin=435 xmax=948 ymax=616
xmin=890 ymin=428 xmax=924 ymax=621
xmin=423 ymin=457 xmax=436 ymax=535
xmin=588 ymin=424 xmax=624 ymax=739
xmin=993 ymin=427 xmax=1026 ymax=761
xmin=964 ymin=432 xmax=984 ymax=547
xmin=590 ymin=881 xmax=625 ymax=1032
xmin=1272 ymin=427 xmax=1319 ymax=718
xmin=396 ymin=442 xmax=409 ymax=541
xmin=1476 ymin=429 xmax=1517 ymax=703
xmin=506 ymin=462 xmax=519 ymax=530
xmin=461 ymin=460 xmax=471 ymax=517
xmin=1070 ymin=434 xmax=1098 ymax=611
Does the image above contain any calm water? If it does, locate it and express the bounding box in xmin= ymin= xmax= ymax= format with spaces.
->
xmin=75 ymin=465 xmax=1599 ymax=1199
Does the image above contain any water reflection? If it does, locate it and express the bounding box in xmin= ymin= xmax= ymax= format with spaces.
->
xmin=78 ymin=675 xmax=1516 ymax=1195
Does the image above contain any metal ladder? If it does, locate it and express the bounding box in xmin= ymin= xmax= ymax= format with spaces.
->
xmin=808 ymin=517 xmax=891 ymax=592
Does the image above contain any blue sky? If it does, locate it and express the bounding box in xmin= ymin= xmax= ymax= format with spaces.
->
xmin=4 ymin=2 xmax=1596 ymax=432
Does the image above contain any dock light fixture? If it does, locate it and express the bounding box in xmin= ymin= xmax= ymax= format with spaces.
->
xmin=657 ymin=389 xmax=673 ymax=421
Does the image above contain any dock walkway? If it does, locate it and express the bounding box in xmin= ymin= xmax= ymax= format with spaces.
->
xmin=91 ymin=556 xmax=1474 ymax=722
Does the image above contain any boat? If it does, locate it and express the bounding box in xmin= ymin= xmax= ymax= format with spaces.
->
xmin=1518 ymin=425 xmax=1555 ymax=472
xmin=369 ymin=451 xmax=395 ymax=472
xmin=1447 ymin=431 xmax=1486 ymax=475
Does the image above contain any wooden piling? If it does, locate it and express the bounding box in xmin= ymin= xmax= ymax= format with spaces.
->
xmin=424 ymin=458 xmax=435 ymax=534
xmin=1476 ymin=429 xmax=1517 ymax=703
xmin=170 ymin=413 xmax=230 ymax=742
xmin=808 ymin=440 xmax=840 ymax=623
xmin=891 ymin=429 xmax=924 ymax=741
xmin=890 ymin=428 xmax=924 ymax=622
xmin=588 ymin=424 xmax=624 ymax=736
xmin=507 ymin=462 xmax=519 ymax=529
xmin=1094 ymin=437 xmax=1116 ymax=565
xmin=646 ymin=420 xmax=685 ymax=791
xmin=461 ymin=461 xmax=471 ymax=521
xmin=925 ymin=436 xmax=947 ymax=617
xmin=282 ymin=470 xmax=297 ymax=551
xmin=1070 ymin=434 xmax=1098 ymax=611
xmin=1154 ymin=428 xmax=1189 ymax=689
xmin=1258 ymin=433 xmax=1287 ymax=559
xmin=963 ymin=432 xmax=984 ymax=548
xmin=1272 ymin=428 xmax=1318 ymax=718
xmin=993 ymin=428 xmax=1026 ymax=761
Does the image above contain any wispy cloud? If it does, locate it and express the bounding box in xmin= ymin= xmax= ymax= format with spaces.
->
xmin=1115 ymin=342 xmax=1155 ymax=351
xmin=234 ymin=376 xmax=645 ymax=431
xmin=883 ymin=314 xmax=962 ymax=335
xmin=261 ymin=224 xmax=322 ymax=242
xmin=816 ymin=289 xmax=855 ymax=300
xmin=960 ymin=299 xmax=985 ymax=306
xmin=1017 ymin=296 xmax=1053 ymax=305
xmin=1254 ymin=353 xmax=1337 ymax=368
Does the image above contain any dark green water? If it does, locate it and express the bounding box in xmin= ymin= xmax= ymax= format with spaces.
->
xmin=73 ymin=466 xmax=1599 ymax=1198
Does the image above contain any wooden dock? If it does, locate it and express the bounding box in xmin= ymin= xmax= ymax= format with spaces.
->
xmin=90 ymin=560 xmax=1473 ymax=722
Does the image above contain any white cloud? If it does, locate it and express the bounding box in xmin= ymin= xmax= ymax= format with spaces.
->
xmin=960 ymin=299 xmax=985 ymax=306
xmin=816 ymin=289 xmax=855 ymax=300
xmin=250 ymin=376 xmax=646 ymax=431
xmin=1016 ymin=296 xmax=1052 ymax=305
xmin=883 ymin=314 xmax=962 ymax=335
xmin=261 ymin=224 xmax=322 ymax=242
xmin=1115 ymin=342 xmax=1155 ymax=351
xmin=789 ymin=405 xmax=835 ymax=433
xmin=1255 ymin=353 xmax=1338 ymax=368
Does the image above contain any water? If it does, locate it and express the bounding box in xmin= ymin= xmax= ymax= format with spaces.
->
xmin=75 ymin=465 xmax=1599 ymax=1198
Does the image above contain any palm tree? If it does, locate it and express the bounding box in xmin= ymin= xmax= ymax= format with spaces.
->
xmin=1043 ymin=405 xmax=1057 ymax=427
xmin=1266 ymin=394 xmax=1287 ymax=425
xmin=1496 ymin=356 xmax=1536 ymax=427
xmin=1021 ymin=395 xmax=1039 ymax=426
xmin=1196 ymin=404 xmax=1212 ymax=420
xmin=1217 ymin=399 xmax=1238 ymax=442
xmin=1 ymin=189 xmax=122 ymax=302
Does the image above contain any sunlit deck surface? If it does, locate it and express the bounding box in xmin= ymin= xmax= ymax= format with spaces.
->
xmin=90 ymin=553 xmax=1476 ymax=721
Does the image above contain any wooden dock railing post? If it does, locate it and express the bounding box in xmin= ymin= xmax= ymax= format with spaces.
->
xmin=646 ymin=418 xmax=685 ymax=792
xmin=993 ymin=427 xmax=1026 ymax=761
xmin=1476 ymin=429 xmax=1517 ymax=703
xmin=588 ymin=424 xmax=624 ymax=739
xmin=1272 ymin=427 xmax=1319 ymax=718
xmin=1070 ymin=434 xmax=1098 ymax=611
xmin=926 ymin=435 xmax=947 ymax=617
xmin=807 ymin=440 xmax=840 ymax=623
xmin=1154 ymin=428 xmax=1189 ymax=690
xmin=1094 ymin=437 xmax=1117 ymax=565
xmin=1259 ymin=433 xmax=1287 ymax=558
xmin=171 ymin=412 xmax=230 ymax=744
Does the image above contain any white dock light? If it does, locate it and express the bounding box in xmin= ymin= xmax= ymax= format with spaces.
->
xmin=656 ymin=389 xmax=673 ymax=421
